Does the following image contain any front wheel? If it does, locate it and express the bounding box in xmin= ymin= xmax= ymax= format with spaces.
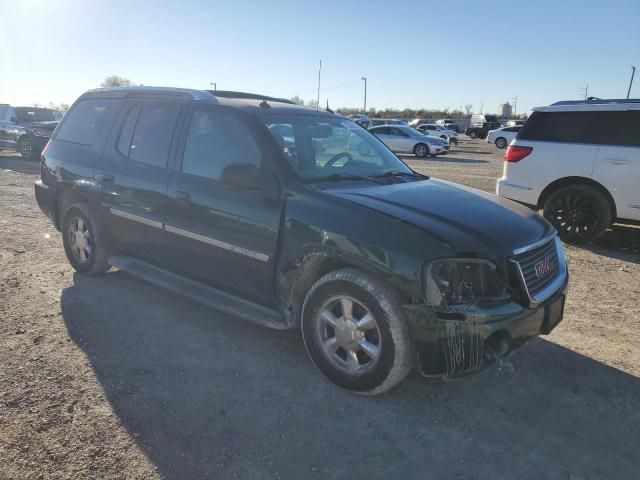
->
xmin=301 ymin=269 xmax=413 ymax=395
xmin=468 ymin=131 xmax=477 ymax=139
xmin=413 ymin=143 xmax=429 ymax=158
xmin=20 ymin=137 xmax=39 ymax=160
xmin=543 ymin=185 xmax=612 ymax=243
xmin=62 ymin=203 xmax=111 ymax=275
xmin=495 ymin=137 xmax=507 ymax=148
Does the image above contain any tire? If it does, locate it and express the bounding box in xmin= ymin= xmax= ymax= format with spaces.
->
xmin=495 ymin=137 xmax=507 ymax=149
xmin=20 ymin=137 xmax=39 ymax=160
xmin=468 ymin=131 xmax=477 ymax=139
xmin=301 ymin=268 xmax=413 ymax=395
xmin=62 ymin=203 xmax=111 ymax=275
xmin=543 ymin=185 xmax=612 ymax=244
xmin=413 ymin=143 xmax=429 ymax=158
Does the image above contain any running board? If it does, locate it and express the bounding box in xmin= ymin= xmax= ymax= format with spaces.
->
xmin=108 ymin=255 xmax=289 ymax=330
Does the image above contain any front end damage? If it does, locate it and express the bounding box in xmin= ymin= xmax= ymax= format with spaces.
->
xmin=404 ymin=255 xmax=568 ymax=378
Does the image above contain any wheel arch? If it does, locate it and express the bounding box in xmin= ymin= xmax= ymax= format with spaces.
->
xmin=278 ymin=251 xmax=412 ymax=328
xmin=55 ymin=186 xmax=91 ymax=230
xmin=537 ymin=176 xmax=617 ymax=218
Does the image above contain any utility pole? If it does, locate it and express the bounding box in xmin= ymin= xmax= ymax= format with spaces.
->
xmin=512 ymin=95 xmax=518 ymax=118
xmin=361 ymin=77 xmax=367 ymax=114
xmin=210 ymin=82 xmax=216 ymax=91
xmin=317 ymin=60 xmax=322 ymax=112
xmin=580 ymin=84 xmax=589 ymax=100
xmin=480 ymin=101 xmax=483 ymax=114
xmin=627 ymin=66 xmax=636 ymax=99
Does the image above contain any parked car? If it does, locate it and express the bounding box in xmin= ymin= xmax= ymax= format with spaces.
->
xmin=35 ymin=86 xmax=568 ymax=394
xmin=408 ymin=118 xmax=430 ymax=128
xmin=505 ymin=120 xmax=526 ymax=127
xmin=369 ymin=125 xmax=449 ymax=157
xmin=416 ymin=123 xmax=458 ymax=141
xmin=487 ymin=125 xmax=522 ymax=148
xmin=0 ymin=105 xmax=61 ymax=160
xmin=435 ymin=119 xmax=461 ymax=133
xmin=356 ymin=118 xmax=404 ymax=129
xmin=465 ymin=114 xmax=501 ymax=139
xmin=497 ymin=98 xmax=640 ymax=243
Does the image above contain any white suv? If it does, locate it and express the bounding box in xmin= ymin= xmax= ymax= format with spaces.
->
xmin=497 ymin=99 xmax=640 ymax=243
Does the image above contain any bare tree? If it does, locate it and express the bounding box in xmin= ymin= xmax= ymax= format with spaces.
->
xmin=464 ymin=104 xmax=473 ymax=116
xmin=306 ymin=99 xmax=319 ymax=108
xmin=100 ymin=75 xmax=132 ymax=87
xmin=290 ymin=96 xmax=304 ymax=105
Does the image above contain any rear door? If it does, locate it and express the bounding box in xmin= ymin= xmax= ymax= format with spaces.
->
xmin=164 ymin=104 xmax=283 ymax=304
xmin=95 ymin=99 xmax=185 ymax=261
xmin=592 ymin=110 xmax=640 ymax=221
xmin=388 ymin=127 xmax=410 ymax=151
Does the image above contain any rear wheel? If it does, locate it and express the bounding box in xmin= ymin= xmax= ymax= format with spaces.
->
xmin=543 ymin=185 xmax=612 ymax=243
xmin=62 ymin=203 xmax=111 ymax=275
xmin=495 ymin=137 xmax=507 ymax=148
xmin=301 ymin=268 xmax=413 ymax=395
xmin=413 ymin=143 xmax=429 ymax=158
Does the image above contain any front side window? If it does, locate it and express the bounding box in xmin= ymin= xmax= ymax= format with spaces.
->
xmin=56 ymin=99 xmax=119 ymax=146
xmin=181 ymin=108 xmax=262 ymax=180
xmin=263 ymin=115 xmax=412 ymax=180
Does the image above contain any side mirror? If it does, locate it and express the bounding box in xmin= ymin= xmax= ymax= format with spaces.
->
xmin=220 ymin=163 xmax=262 ymax=190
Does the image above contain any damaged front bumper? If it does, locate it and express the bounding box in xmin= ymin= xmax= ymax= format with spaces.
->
xmin=403 ymin=274 xmax=568 ymax=378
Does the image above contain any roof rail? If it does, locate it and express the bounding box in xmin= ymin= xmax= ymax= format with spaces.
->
xmin=551 ymin=98 xmax=640 ymax=106
xmin=206 ymin=90 xmax=297 ymax=105
xmin=83 ymin=87 xmax=214 ymax=101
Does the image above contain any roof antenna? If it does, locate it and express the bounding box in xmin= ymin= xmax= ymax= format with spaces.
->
xmin=317 ymin=59 xmax=321 ymax=112
xmin=326 ymin=99 xmax=333 ymax=114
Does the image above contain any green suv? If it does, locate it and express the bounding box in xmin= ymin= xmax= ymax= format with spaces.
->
xmin=35 ymin=87 xmax=568 ymax=394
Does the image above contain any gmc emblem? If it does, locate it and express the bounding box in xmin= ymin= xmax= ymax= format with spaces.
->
xmin=535 ymin=255 xmax=555 ymax=278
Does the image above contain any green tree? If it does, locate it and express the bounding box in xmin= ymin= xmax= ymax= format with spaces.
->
xmin=100 ymin=75 xmax=132 ymax=87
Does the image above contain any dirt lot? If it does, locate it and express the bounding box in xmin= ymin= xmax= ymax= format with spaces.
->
xmin=1 ymin=139 xmax=639 ymax=480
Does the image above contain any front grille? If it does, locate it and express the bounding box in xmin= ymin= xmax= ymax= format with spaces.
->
xmin=512 ymin=237 xmax=560 ymax=299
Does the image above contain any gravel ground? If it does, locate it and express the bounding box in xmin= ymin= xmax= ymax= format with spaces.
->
xmin=1 ymin=140 xmax=639 ymax=480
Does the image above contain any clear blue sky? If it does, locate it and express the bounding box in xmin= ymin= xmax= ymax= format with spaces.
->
xmin=1 ymin=0 xmax=639 ymax=114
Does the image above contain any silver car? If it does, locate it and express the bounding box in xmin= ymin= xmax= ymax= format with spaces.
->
xmin=369 ymin=125 xmax=448 ymax=158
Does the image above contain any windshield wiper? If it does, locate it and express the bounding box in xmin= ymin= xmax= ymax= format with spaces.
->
xmin=303 ymin=173 xmax=384 ymax=184
xmin=373 ymin=170 xmax=428 ymax=179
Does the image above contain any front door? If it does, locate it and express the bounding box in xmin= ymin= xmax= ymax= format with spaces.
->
xmin=164 ymin=105 xmax=283 ymax=304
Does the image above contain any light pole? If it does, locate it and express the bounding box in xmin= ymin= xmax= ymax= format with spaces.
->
xmin=361 ymin=77 xmax=367 ymax=114
xmin=627 ymin=66 xmax=636 ymax=99
xmin=210 ymin=82 xmax=216 ymax=91
xmin=512 ymin=95 xmax=518 ymax=118
xmin=580 ymin=84 xmax=589 ymax=100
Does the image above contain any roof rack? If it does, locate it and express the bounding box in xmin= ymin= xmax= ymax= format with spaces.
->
xmin=205 ymin=90 xmax=297 ymax=105
xmin=551 ymin=98 xmax=640 ymax=106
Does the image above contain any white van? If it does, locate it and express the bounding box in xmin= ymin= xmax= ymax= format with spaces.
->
xmin=497 ymin=98 xmax=640 ymax=243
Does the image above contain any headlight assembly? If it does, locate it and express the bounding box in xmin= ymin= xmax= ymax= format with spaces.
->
xmin=423 ymin=259 xmax=508 ymax=306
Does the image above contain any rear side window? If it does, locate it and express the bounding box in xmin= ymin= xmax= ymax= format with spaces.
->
xmin=521 ymin=110 xmax=640 ymax=146
xmin=118 ymin=104 xmax=181 ymax=168
xmin=56 ymin=99 xmax=119 ymax=145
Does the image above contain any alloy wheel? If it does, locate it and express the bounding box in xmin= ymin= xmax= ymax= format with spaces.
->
xmin=414 ymin=144 xmax=428 ymax=157
xmin=316 ymin=296 xmax=382 ymax=374
xmin=68 ymin=216 xmax=93 ymax=263
xmin=21 ymin=140 xmax=32 ymax=159
xmin=549 ymin=192 xmax=598 ymax=239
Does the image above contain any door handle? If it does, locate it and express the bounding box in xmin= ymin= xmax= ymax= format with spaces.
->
xmin=96 ymin=172 xmax=115 ymax=183
xmin=604 ymin=158 xmax=630 ymax=165
xmin=173 ymin=191 xmax=191 ymax=202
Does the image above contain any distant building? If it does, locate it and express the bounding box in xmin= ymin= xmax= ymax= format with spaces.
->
xmin=498 ymin=102 xmax=513 ymax=118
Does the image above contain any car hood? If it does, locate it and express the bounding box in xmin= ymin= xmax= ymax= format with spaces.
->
xmin=326 ymin=178 xmax=551 ymax=255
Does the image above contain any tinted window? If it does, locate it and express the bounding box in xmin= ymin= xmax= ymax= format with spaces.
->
xmin=117 ymin=105 xmax=141 ymax=157
xmin=389 ymin=127 xmax=406 ymax=136
xmin=519 ymin=111 xmax=594 ymax=143
xmin=128 ymin=105 xmax=180 ymax=167
xmin=372 ymin=127 xmax=389 ymax=135
xmin=181 ymin=109 xmax=262 ymax=180
xmin=616 ymin=111 xmax=640 ymax=146
xmin=16 ymin=108 xmax=56 ymax=122
xmin=56 ymin=99 xmax=119 ymax=146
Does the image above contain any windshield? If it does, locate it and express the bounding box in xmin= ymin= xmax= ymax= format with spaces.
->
xmin=264 ymin=115 xmax=413 ymax=180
